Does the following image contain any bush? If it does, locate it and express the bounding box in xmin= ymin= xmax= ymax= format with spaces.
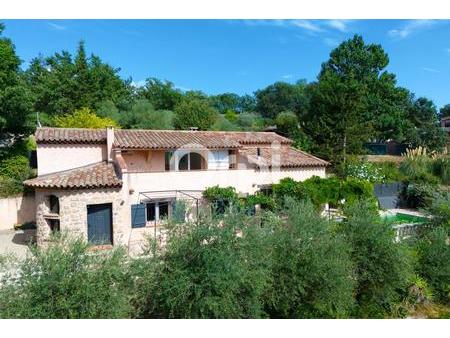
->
xmin=404 ymin=183 xmax=438 ymax=209
xmin=132 ymin=212 xmax=272 ymax=318
xmin=432 ymin=156 xmax=450 ymax=185
xmin=203 ymin=186 xmax=239 ymax=214
xmin=265 ymin=199 xmax=355 ymax=318
xmin=0 ymin=154 xmax=31 ymax=197
xmin=376 ymin=161 xmax=405 ymax=182
xmin=341 ymin=200 xmax=414 ymax=318
xmin=0 ymin=235 xmax=132 ymax=318
xmin=423 ymin=192 xmax=450 ymax=229
xmin=0 ymin=154 xmax=30 ymax=179
xmin=272 ymin=176 xmax=375 ymax=209
xmin=53 ymin=107 xmax=120 ymax=129
xmin=245 ymin=193 xmax=276 ymax=212
xmin=415 ymin=227 xmax=450 ymax=303
xmin=399 ymin=147 xmax=442 ymax=184
xmin=344 ymin=159 xmax=386 ymax=182
xmin=300 ymin=176 xmax=342 ymax=207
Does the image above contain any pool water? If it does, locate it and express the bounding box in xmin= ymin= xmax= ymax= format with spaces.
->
xmin=382 ymin=213 xmax=427 ymax=224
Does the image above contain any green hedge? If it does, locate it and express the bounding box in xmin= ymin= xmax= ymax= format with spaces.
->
xmin=272 ymin=176 xmax=376 ymax=209
xmin=0 ymin=137 xmax=34 ymax=197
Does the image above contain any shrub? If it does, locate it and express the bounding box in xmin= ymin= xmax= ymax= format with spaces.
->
xmin=0 ymin=154 xmax=31 ymax=197
xmin=300 ymin=176 xmax=342 ymax=207
xmin=203 ymin=186 xmax=239 ymax=214
xmin=272 ymin=177 xmax=299 ymax=203
xmin=340 ymin=178 xmax=376 ymax=207
xmin=423 ymin=192 xmax=450 ymax=229
xmin=245 ymin=193 xmax=276 ymax=212
xmin=432 ymin=156 xmax=450 ymax=185
xmin=341 ymin=200 xmax=414 ymax=318
xmin=0 ymin=154 xmax=30 ymax=179
xmin=404 ymin=183 xmax=438 ymax=208
xmin=265 ymin=199 xmax=355 ymax=318
xmin=0 ymin=235 xmax=132 ymax=318
xmin=132 ymin=212 xmax=272 ymax=318
xmin=272 ymin=176 xmax=375 ymax=210
xmin=344 ymin=159 xmax=386 ymax=182
xmin=376 ymin=161 xmax=405 ymax=182
xmin=415 ymin=227 xmax=450 ymax=303
xmin=399 ymin=147 xmax=440 ymax=184
xmin=0 ymin=176 xmax=24 ymax=197
xmin=53 ymin=107 xmax=120 ymax=129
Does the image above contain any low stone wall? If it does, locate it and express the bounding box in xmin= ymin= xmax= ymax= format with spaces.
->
xmin=0 ymin=194 xmax=36 ymax=231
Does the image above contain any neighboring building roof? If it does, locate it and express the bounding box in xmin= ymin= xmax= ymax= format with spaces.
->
xmin=23 ymin=162 xmax=122 ymax=189
xmin=241 ymin=146 xmax=329 ymax=168
xmin=35 ymin=127 xmax=293 ymax=149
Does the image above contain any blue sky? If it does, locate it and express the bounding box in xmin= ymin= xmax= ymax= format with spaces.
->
xmin=2 ymin=19 xmax=450 ymax=108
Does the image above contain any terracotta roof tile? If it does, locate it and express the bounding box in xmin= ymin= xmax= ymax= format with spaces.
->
xmin=113 ymin=130 xmax=242 ymax=149
xmin=23 ymin=162 xmax=122 ymax=189
xmin=35 ymin=128 xmax=292 ymax=149
xmin=240 ymin=146 xmax=329 ymax=168
xmin=35 ymin=128 xmax=106 ymax=144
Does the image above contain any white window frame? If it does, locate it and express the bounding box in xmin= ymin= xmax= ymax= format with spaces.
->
xmin=146 ymin=199 xmax=172 ymax=224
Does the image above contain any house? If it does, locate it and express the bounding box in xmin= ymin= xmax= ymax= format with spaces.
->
xmin=24 ymin=127 xmax=328 ymax=250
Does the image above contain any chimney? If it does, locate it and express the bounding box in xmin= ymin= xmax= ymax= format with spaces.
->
xmin=107 ymin=126 xmax=114 ymax=162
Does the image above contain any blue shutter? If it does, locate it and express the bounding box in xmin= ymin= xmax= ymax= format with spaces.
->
xmin=131 ymin=204 xmax=146 ymax=228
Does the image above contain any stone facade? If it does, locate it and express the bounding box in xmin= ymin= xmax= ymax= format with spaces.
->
xmin=35 ymin=188 xmax=130 ymax=248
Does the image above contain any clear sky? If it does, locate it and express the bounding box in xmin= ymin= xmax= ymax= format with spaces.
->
xmin=2 ymin=19 xmax=450 ymax=108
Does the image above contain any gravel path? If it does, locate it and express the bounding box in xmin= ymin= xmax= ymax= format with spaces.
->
xmin=0 ymin=229 xmax=34 ymax=259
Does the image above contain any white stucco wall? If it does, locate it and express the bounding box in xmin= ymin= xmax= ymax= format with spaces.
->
xmin=37 ymin=144 xmax=107 ymax=175
xmin=32 ymin=167 xmax=325 ymax=250
xmin=0 ymin=194 xmax=35 ymax=230
xmin=124 ymin=167 xmax=326 ymax=203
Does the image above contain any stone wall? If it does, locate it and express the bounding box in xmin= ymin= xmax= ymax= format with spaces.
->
xmin=0 ymin=194 xmax=35 ymax=230
xmin=35 ymin=188 xmax=131 ymax=247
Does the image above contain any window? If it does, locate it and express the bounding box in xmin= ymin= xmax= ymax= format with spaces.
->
xmin=228 ymin=150 xmax=236 ymax=169
xmin=146 ymin=202 xmax=156 ymax=221
xmin=49 ymin=195 xmax=59 ymax=214
xmin=165 ymin=151 xmax=173 ymax=171
xmin=159 ymin=202 xmax=169 ymax=219
xmin=49 ymin=219 xmax=60 ymax=232
xmin=189 ymin=152 xmax=203 ymax=170
xmin=177 ymin=152 xmax=206 ymax=171
xmin=146 ymin=200 xmax=172 ymax=223
xmin=257 ymin=147 xmax=261 ymax=156
xmin=178 ymin=154 xmax=189 ymax=171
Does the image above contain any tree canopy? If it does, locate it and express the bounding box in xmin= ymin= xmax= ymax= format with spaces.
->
xmin=52 ymin=107 xmax=120 ymax=129
xmin=173 ymin=96 xmax=218 ymax=130
xmin=0 ymin=23 xmax=33 ymax=139
xmin=0 ymin=22 xmax=447 ymax=166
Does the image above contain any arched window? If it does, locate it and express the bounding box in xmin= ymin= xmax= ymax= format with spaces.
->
xmin=178 ymin=152 xmax=206 ymax=171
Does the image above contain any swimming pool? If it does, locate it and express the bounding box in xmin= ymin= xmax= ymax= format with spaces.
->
xmin=382 ymin=212 xmax=427 ymax=224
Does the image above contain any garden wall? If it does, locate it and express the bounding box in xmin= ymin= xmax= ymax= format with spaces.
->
xmin=374 ymin=182 xmax=404 ymax=209
xmin=0 ymin=193 xmax=35 ymax=230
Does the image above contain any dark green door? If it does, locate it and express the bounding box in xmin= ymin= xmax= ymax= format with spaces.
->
xmin=87 ymin=203 xmax=112 ymax=245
